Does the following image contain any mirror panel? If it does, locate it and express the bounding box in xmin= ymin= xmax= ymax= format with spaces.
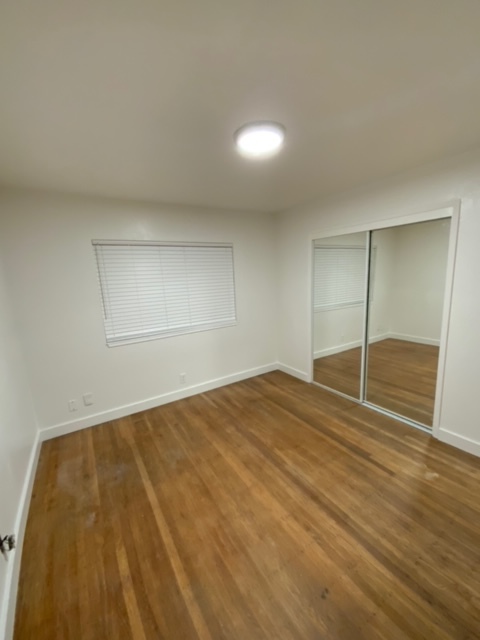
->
xmin=366 ymin=218 xmax=451 ymax=426
xmin=312 ymin=232 xmax=368 ymax=399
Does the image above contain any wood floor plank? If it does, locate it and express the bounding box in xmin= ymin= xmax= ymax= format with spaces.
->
xmin=14 ymin=371 xmax=480 ymax=639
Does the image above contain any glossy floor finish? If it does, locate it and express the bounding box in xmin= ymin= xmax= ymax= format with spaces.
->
xmin=313 ymin=339 xmax=439 ymax=425
xmin=15 ymin=372 xmax=480 ymax=639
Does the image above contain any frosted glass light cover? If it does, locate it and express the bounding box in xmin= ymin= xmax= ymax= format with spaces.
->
xmin=234 ymin=122 xmax=285 ymax=159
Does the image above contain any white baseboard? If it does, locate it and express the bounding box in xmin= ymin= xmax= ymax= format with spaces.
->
xmin=0 ymin=431 xmax=41 ymax=640
xmin=277 ymin=363 xmax=311 ymax=382
xmin=314 ymin=332 xmax=439 ymax=359
xmin=40 ymin=363 xmax=278 ymax=441
xmin=369 ymin=333 xmax=392 ymax=345
xmin=314 ymin=333 xmax=389 ymax=359
xmin=437 ymin=429 xmax=480 ymax=458
xmin=388 ymin=332 xmax=440 ymax=347
xmin=314 ymin=339 xmax=363 ymax=360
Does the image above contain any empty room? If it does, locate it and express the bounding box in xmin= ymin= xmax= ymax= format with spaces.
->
xmin=1 ymin=1 xmax=480 ymax=639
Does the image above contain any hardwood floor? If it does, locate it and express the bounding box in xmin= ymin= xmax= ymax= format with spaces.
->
xmin=15 ymin=371 xmax=480 ymax=639
xmin=314 ymin=339 xmax=439 ymax=425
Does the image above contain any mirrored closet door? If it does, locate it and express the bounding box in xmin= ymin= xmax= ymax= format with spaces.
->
xmin=312 ymin=216 xmax=452 ymax=430
xmin=365 ymin=218 xmax=451 ymax=427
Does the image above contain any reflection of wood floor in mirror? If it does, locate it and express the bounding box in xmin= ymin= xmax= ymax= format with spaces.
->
xmin=313 ymin=345 xmax=363 ymax=399
xmin=367 ymin=339 xmax=439 ymax=426
xmin=314 ymin=338 xmax=439 ymax=426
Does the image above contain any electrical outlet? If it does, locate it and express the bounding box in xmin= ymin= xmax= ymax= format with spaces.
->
xmin=68 ymin=399 xmax=78 ymax=412
xmin=179 ymin=373 xmax=186 ymax=384
xmin=83 ymin=393 xmax=94 ymax=406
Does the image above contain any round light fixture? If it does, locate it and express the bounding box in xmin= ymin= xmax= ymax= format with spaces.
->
xmin=234 ymin=121 xmax=285 ymax=159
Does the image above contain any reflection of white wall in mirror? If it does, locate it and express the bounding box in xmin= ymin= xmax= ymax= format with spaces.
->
xmin=313 ymin=232 xmax=367 ymax=357
xmin=368 ymin=227 xmax=396 ymax=340
xmin=389 ymin=219 xmax=450 ymax=343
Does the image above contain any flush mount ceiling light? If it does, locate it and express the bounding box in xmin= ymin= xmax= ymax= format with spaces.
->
xmin=234 ymin=121 xmax=285 ymax=159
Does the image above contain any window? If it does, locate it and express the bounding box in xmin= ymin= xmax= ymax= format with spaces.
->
xmin=314 ymin=245 xmax=367 ymax=311
xmin=93 ymin=241 xmax=237 ymax=346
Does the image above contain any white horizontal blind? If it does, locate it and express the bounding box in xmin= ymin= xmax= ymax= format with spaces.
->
xmin=314 ymin=245 xmax=366 ymax=310
xmin=93 ymin=241 xmax=237 ymax=346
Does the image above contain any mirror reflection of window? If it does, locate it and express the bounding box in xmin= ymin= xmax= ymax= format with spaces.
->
xmin=312 ymin=232 xmax=367 ymax=399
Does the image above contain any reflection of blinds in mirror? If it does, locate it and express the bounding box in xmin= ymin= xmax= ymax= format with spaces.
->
xmin=314 ymin=246 xmax=366 ymax=310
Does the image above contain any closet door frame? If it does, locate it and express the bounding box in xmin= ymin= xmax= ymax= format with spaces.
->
xmin=309 ymin=200 xmax=460 ymax=437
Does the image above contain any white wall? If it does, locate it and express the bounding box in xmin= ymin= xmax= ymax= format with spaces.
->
xmin=388 ymin=218 xmax=450 ymax=342
xmin=277 ymin=148 xmax=480 ymax=456
xmin=0 ymin=255 xmax=38 ymax=638
xmin=0 ymin=191 xmax=277 ymax=435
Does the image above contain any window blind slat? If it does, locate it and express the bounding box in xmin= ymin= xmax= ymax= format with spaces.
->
xmin=94 ymin=242 xmax=237 ymax=346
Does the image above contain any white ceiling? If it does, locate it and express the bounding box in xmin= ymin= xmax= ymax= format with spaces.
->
xmin=1 ymin=0 xmax=480 ymax=213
